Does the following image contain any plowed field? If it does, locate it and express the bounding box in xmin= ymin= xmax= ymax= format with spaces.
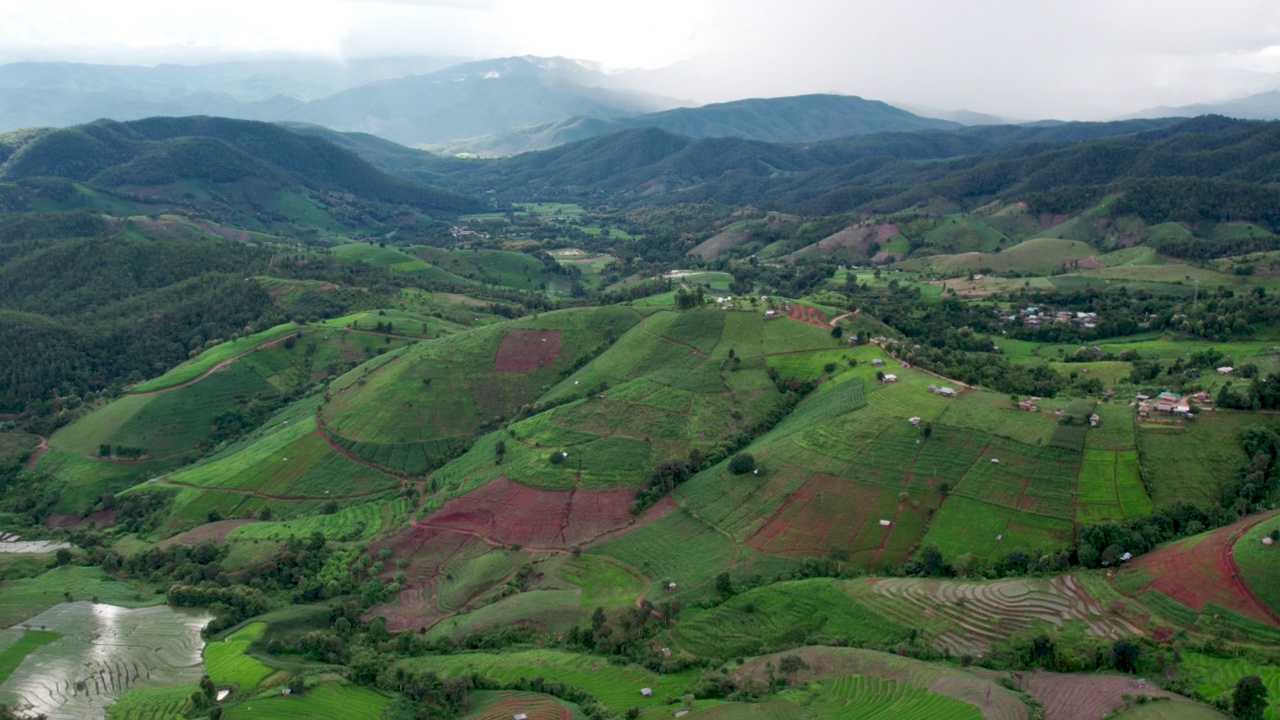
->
xmin=494 ymin=329 xmax=563 ymax=372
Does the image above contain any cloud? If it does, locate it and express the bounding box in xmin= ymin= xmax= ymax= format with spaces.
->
xmin=1 ymin=0 xmax=1279 ymax=118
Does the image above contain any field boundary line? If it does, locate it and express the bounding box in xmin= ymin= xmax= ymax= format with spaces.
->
xmin=127 ymin=327 xmax=307 ymax=396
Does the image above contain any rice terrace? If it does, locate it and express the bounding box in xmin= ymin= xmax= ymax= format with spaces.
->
xmin=3 ymin=46 xmax=1280 ymax=720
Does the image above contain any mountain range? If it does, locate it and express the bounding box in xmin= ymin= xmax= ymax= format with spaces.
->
xmin=5 ymin=54 xmax=1280 ymax=159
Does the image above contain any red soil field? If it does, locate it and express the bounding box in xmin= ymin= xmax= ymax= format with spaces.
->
xmin=746 ymin=474 xmax=897 ymax=559
xmin=784 ymin=304 xmax=829 ymax=329
xmin=423 ymin=477 xmax=653 ymax=548
xmin=471 ymin=695 xmax=572 ymax=720
xmin=156 ymin=519 xmax=257 ymax=548
xmin=1018 ymin=672 xmax=1187 ymax=720
xmin=1122 ymin=511 xmax=1280 ymax=626
xmin=494 ymin=329 xmax=564 ymax=372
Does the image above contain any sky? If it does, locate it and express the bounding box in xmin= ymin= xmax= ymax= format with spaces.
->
xmin=4 ymin=0 xmax=1280 ymax=119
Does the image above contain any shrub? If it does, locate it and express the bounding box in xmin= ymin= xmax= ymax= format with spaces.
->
xmin=728 ymin=453 xmax=755 ymax=475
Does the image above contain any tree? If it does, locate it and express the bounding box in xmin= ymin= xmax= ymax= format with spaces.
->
xmin=1232 ymin=675 xmax=1267 ymax=720
xmin=715 ymin=572 xmax=734 ymax=598
xmin=1110 ymin=638 xmax=1142 ymax=673
xmin=831 ymin=326 xmax=843 ymax=340
xmin=728 ymin=453 xmax=755 ymax=475
xmin=494 ymin=439 xmax=506 ymax=465
xmin=778 ymin=654 xmax=809 ymax=683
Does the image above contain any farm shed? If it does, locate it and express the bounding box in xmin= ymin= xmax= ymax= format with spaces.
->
xmin=1217 ymin=366 xmax=1234 ymax=375
xmin=937 ymin=387 xmax=957 ymax=397
xmin=640 ymin=688 xmax=653 ymax=697
xmin=882 ymin=374 xmax=898 ymax=383
xmin=1089 ymin=413 xmax=1100 ymax=427
xmin=872 ymin=359 xmax=884 ymax=367
xmin=908 ymin=417 xmax=921 ymax=426
xmin=1018 ymin=400 xmax=1038 ymax=411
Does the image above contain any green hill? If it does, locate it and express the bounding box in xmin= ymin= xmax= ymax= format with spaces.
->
xmin=0 ymin=116 xmax=485 ymax=227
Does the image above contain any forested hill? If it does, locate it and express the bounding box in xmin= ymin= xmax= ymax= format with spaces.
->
xmin=430 ymin=94 xmax=967 ymax=156
xmin=436 ymin=115 xmax=1276 ymax=217
xmin=0 ymin=116 xmax=484 ymax=214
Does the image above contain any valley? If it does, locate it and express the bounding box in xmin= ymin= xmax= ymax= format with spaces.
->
xmin=0 ymin=105 xmax=1279 ymax=720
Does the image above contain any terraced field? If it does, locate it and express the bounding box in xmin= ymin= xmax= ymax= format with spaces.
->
xmin=855 ymin=575 xmax=1139 ymax=656
xmin=673 ymin=579 xmax=909 ymax=658
xmin=736 ymin=647 xmax=1027 ymax=720
xmin=804 ymin=674 xmax=984 ymax=719
xmin=0 ymin=603 xmax=211 ymax=720
xmin=105 ymin=683 xmax=198 ymax=720
xmin=460 ymin=690 xmax=576 ymax=720
xmin=203 ymin=622 xmax=276 ymax=692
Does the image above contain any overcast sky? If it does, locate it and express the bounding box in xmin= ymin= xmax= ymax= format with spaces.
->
xmin=4 ymin=0 xmax=1280 ymax=119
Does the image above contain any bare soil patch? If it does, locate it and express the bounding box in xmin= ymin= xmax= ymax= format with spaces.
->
xmin=45 ymin=508 xmax=117 ymax=531
xmin=1017 ymin=672 xmax=1184 ymax=720
xmin=423 ymin=477 xmax=648 ymax=548
xmin=688 ymin=230 xmax=749 ymax=259
xmin=494 ymin=329 xmax=564 ymax=373
xmin=1123 ymin=510 xmax=1280 ymax=627
xmin=157 ymin=519 xmax=257 ymax=548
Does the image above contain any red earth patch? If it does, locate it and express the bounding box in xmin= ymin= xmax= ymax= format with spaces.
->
xmin=746 ymin=474 xmax=925 ymax=568
xmin=423 ymin=477 xmax=649 ymax=548
xmin=494 ymin=329 xmax=564 ymax=372
xmin=1122 ymin=511 xmax=1280 ymax=627
xmin=784 ymin=303 xmax=828 ymax=329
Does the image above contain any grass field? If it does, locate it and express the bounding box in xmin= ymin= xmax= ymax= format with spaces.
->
xmin=223 ymin=682 xmax=393 ymax=720
xmin=1182 ymin=652 xmax=1280 ymax=720
xmin=204 ymin=622 xmax=276 ymax=691
xmin=1077 ymin=449 xmax=1152 ymax=523
xmin=799 ymin=674 xmax=984 ymax=720
xmin=1138 ymin=412 xmax=1253 ymax=508
xmin=398 ymin=649 xmax=700 ymax=714
xmin=0 ymin=566 xmax=160 ymax=627
xmin=0 ymin=629 xmax=61 ymax=684
xmin=128 ymin=323 xmax=298 ymax=393
xmin=106 ymin=683 xmax=199 ymax=720
xmin=672 ymin=579 xmax=909 ymax=657
xmin=1233 ymin=513 xmax=1280 ymax=617
xmin=937 ymin=390 xmax=1058 ymax=446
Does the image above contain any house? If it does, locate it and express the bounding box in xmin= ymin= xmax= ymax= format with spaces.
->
xmin=1137 ymin=401 xmax=1152 ymax=417
xmin=1154 ymin=391 xmax=1182 ymax=413
xmin=1018 ymin=400 xmax=1038 ymax=412
xmin=937 ymin=387 xmax=957 ymax=398
xmin=1192 ymin=391 xmax=1211 ymax=403
xmin=882 ymin=374 xmax=898 ymax=383
xmin=1089 ymin=413 xmax=1101 ymax=427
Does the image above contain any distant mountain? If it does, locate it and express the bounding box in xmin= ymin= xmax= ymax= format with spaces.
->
xmin=0 ymin=116 xmax=484 ymax=222
xmin=0 ymin=57 xmax=466 ymax=133
xmin=435 ymin=117 xmax=1189 ymax=204
xmin=282 ymin=56 xmax=684 ymax=147
xmin=429 ymin=94 xmax=963 ymax=156
xmin=1129 ymin=90 xmax=1280 ymax=121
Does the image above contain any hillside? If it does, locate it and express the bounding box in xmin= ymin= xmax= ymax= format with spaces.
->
xmin=434 ymin=116 xmax=1248 ymax=210
xmin=0 ymin=116 xmax=485 ymax=226
xmin=5 ymin=102 xmax=1280 ymax=720
xmin=430 ymin=94 xmax=962 ymax=156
